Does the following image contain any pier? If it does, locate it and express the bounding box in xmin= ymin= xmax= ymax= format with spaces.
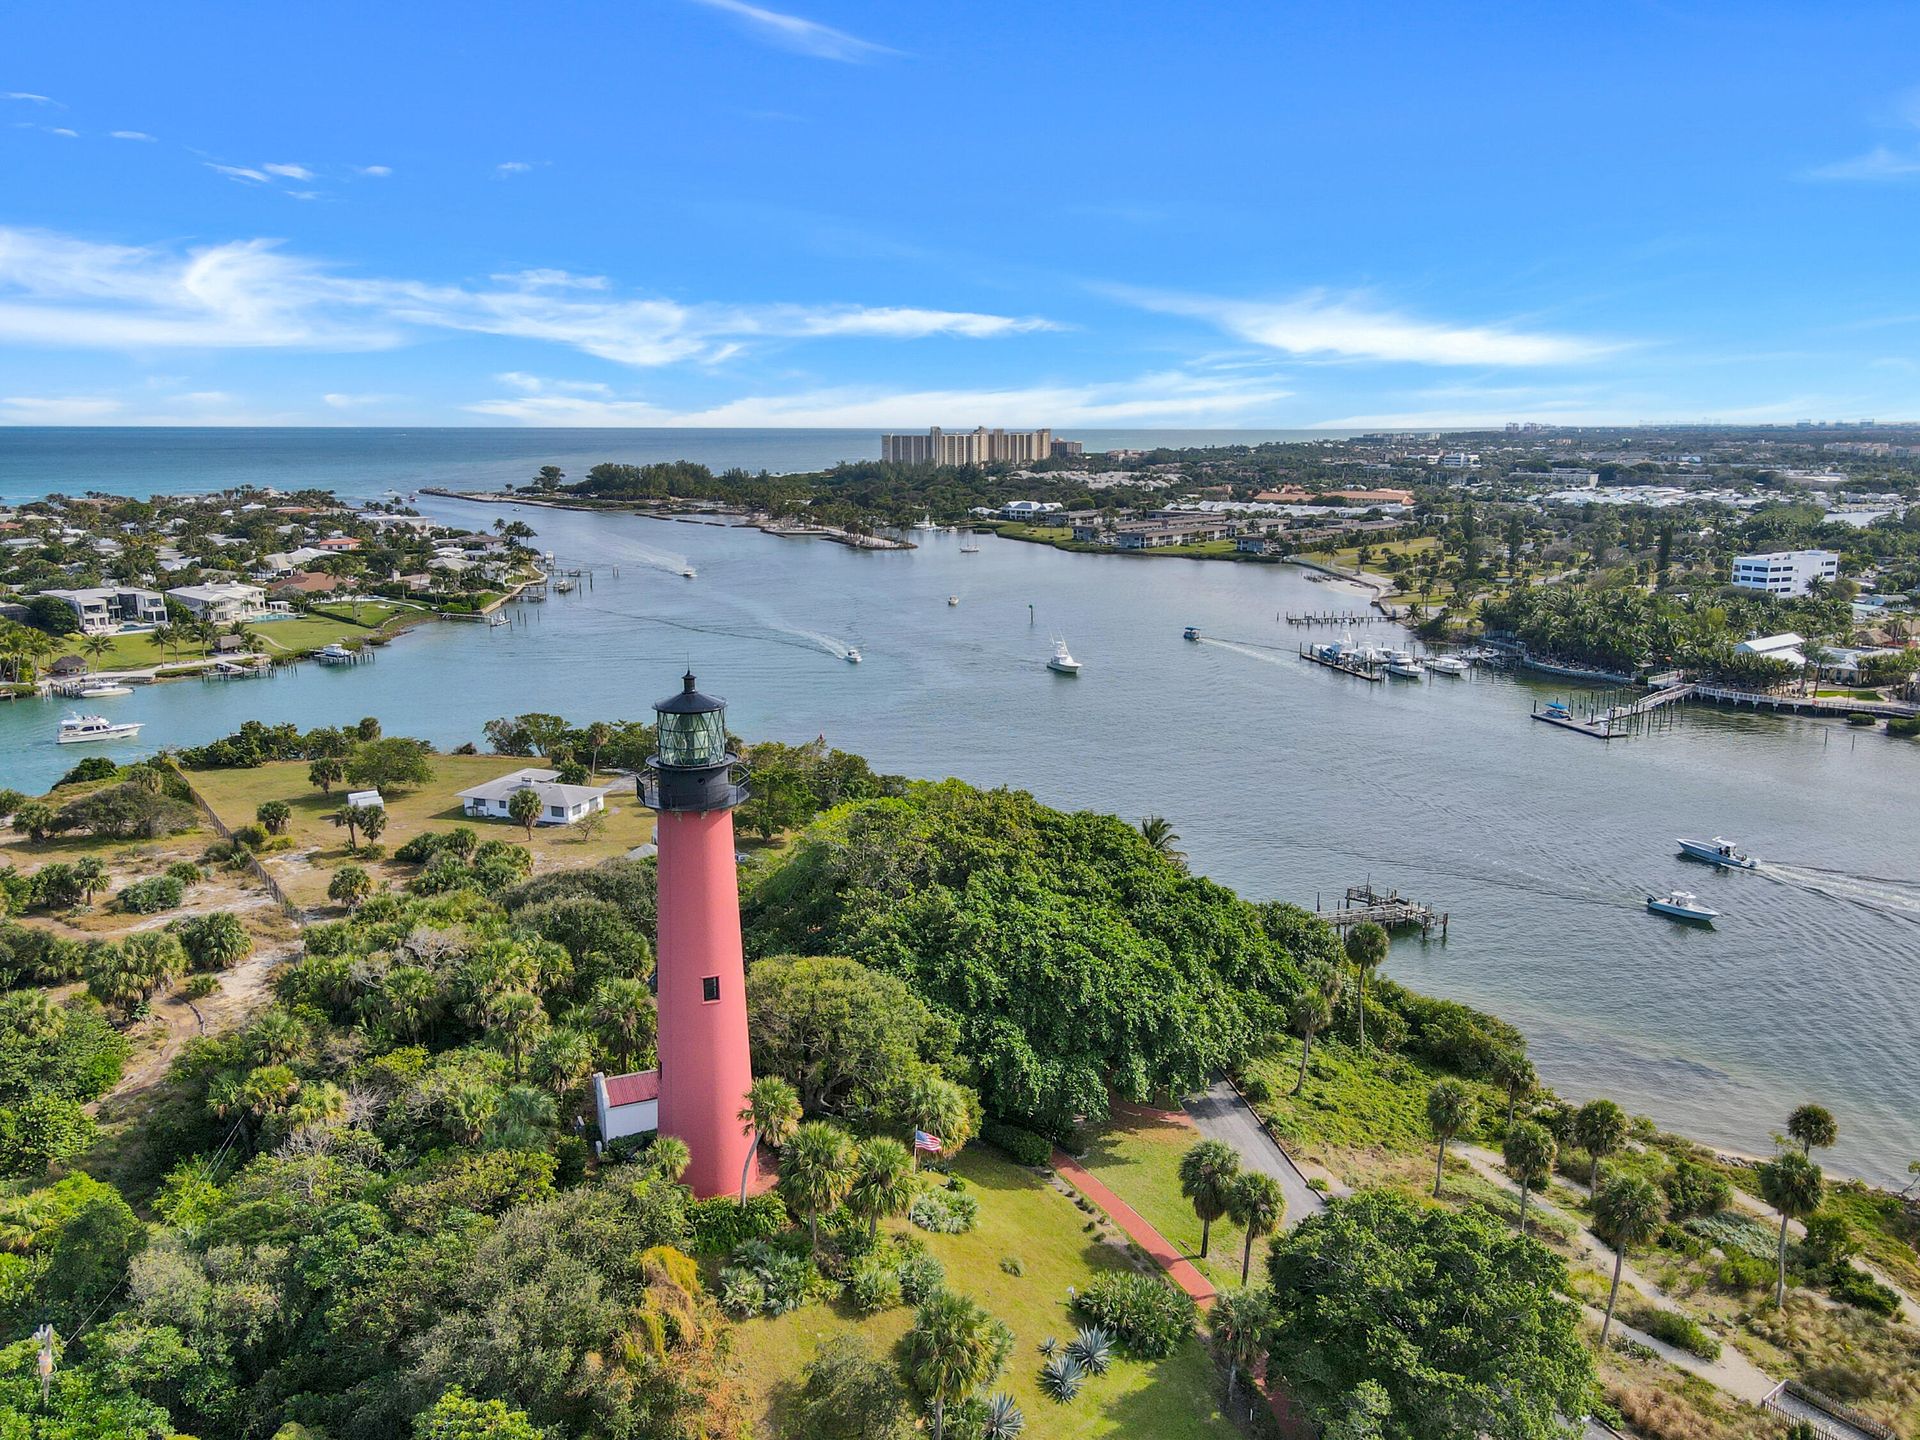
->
xmin=1297 ymin=644 xmax=1385 ymax=682
xmin=1320 ymin=884 xmax=1448 ymax=939
xmin=1284 ymin=611 xmax=1389 ymax=626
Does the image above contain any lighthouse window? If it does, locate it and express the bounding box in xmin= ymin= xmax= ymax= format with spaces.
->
xmin=702 ymin=975 xmax=721 ymax=1003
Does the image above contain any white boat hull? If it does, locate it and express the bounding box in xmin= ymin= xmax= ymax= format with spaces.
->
xmin=59 ymin=724 xmax=143 ymax=744
xmin=1677 ymin=838 xmax=1756 ymax=869
xmin=1647 ymin=896 xmax=1718 ymax=922
xmin=1386 ymin=662 xmax=1424 ymax=679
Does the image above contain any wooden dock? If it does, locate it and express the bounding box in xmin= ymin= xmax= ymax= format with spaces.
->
xmin=1321 ymin=884 xmax=1448 ymax=939
xmin=1284 ymin=611 xmax=1388 ymax=626
xmin=1298 ymin=644 xmax=1385 ymax=682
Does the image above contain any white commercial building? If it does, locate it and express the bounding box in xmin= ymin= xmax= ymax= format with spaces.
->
xmin=881 ymin=427 xmax=1054 ymax=466
xmin=1730 ymin=549 xmax=1839 ymax=597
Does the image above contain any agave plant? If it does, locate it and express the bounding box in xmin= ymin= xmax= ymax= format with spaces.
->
xmin=1038 ymin=1354 xmax=1085 ymax=1402
xmin=1065 ymin=1325 xmax=1113 ymax=1376
xmin=981 ymin=1393 xmax=1026 ymax=1439
xmin=1037 ymin=1335 xmax=1058 ymax=1357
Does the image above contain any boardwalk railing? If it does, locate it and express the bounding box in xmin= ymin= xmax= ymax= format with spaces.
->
xmin=1760 ymin=1379 xmax=1901 ymax=1440
xmin=1692 ymin=684 xmax=1919 ymax=719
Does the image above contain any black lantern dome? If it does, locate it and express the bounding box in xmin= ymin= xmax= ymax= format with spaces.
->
xmin=644 ymin=672 xmax=748 ymax=812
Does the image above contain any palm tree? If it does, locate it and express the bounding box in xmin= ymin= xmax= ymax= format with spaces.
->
xmin=72 ymin=857 xmax=106 ymax=905
xmin=1758 ymin=1152 xmax=1825 ymax=1308
xmin=778 ymin=1120 xmax=857 ymax=1256
xmin=1785 ymin=1103 xmax=1837 ymax=1158
xmin=1288 ymin=988 xmax=1334 ymax=1096
xmin=486 ymin=989 xmax=549 ymax=1076
xmin=848 ymin=1136 xmax=916 ymax=1241
xmin=1502 ymin=1121 xmax=1556 ymax=1235
xmin=1493 ymin=1050 xmax=1537 ymax=1128
xmin=1210 ymin=1287 xmax=1271 ymax=1417
xmin=1137 ymin=814 xmax=1186 ymax=869
xmin=585 ymin=720 xmax=612 ymax=778
xmin=587 ymin=975 xmax=655 ymax=1072
xmin=1592 ymin=1176 xmax=1665 ymax=1345
xmin=736 ymin=1074 xmax=802 ymax=1204
xmin=1573 ymin=1098 xmax=1628 ymax=1199
xmin=81 ymin=633 xmax=111 ymax=672
xmin=1426 ymin=1080 xmax=1476 ymax=1198
xmin=649 ymin=1134 xmax=691 ymax=1182
xmin=903 ymin=1289 xmax=1012 ymax=1440
xmin=1226 ymin=1172 xmax=1285 ymax=1284
xmin=1344 ymin=921 xmax=1389 ymax=1054
xmin=1178 ymin=1139 xmax=1241 ymax=1258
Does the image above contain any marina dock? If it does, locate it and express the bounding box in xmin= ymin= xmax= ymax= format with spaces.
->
xmin=1321 ymin=884 xmax=1448 ymax=939
xmin=1298 ymin=643 xmax=1385 ymax=681
xmin=1284 ymin=611 xmax=1389 ymax=626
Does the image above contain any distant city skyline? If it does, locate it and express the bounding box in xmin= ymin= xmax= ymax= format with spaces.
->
xmin=8 ymin=3 xmax=1920 ymax=428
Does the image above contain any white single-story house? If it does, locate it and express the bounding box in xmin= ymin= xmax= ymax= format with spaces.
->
xmin=594 ymin=1069 xmax=660 ymax=1143
xmin=455 ymin=767 xmax=612 ymax=826
xmin=1734 ymin=632 xmax=1808 ymax=669
xmin=166 ymin=582 xmax=268 ymax=624
xmin=345 ymin=789 xmax=384 ymax=810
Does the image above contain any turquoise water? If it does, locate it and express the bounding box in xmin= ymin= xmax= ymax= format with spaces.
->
xmin=3 ymin=434 xmax=1919 ymax=1182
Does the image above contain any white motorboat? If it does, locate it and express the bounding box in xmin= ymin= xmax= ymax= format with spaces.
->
xmin=948 ymin=595 xmax=959 ymax=606
xmin=1384 ymin=649 xmax=1424 ymax=679
xmin=845 ymin=647 xmax=862 ymax=664
xmin=1677 ymin=836 xmax=1757 ymax=869
xmin=960 ymin=543 xmax=981 ymax=554
xmin=315 ymin=642 xmax=356 ymax=665
xmin=1647 ymin=890 xmax=1718 ymax=923
xmin=554 ymin=578 xmax=575 ymax=594
xmin=911 ymin=514 xmax=939 ymax=531
xmin=1047 ymin=638 xmax=1082 ymax=674
xmin=681 ymin=567 xmax=697 ymax=579
xmin=77 ymin=683 xmax=132 ymax=698
xmin=1426 ymin=655 xmax=1469 ymax=677
xmin=1183 ymin=626 xmax=1202 ymax=641
xmin=57 ymin=711 xmax=143 ymax=745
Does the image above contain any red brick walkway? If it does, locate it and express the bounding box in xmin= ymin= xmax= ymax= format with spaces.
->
xmin=1051 ymin=1148 xmax=1216 ymax=1307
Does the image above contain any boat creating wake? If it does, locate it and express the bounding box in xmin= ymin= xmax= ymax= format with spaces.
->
xmin=1758 ymin=863 xmax=1920 ymax=925
xmin=1199 ymin=636 xmax=1299 ymax=667
xmin=625 ymin=542 xmax=695 ymax=577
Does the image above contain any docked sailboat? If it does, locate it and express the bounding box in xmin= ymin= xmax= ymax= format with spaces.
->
xmin=57 ymin=711 xmax=143 ymax=744
xmin=1046 ymin=638 xmax=1082 ymax=674
xmin=1647 ymin=890 xmax=1718 ymax=923
xmin=1677 ymin=836 xmax=1757 ymax=869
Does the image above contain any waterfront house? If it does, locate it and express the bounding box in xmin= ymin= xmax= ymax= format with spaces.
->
xmin=1731 ymin=549 xmax=1840 ymax=597
xmin=455 ymin=767 xmax=613 ymax=826
xmin=272 ymin=572 xmax=344 ymax=599
xmin=39 ymin=586 xmax=168 ymax=633
xmin=998 ymin=500 xmax=1065 ymax=522
xmin=167 ymin=582 xmax=269 ymax=624
xmin=1734 ymin=632 xmax=1809 ymax=668
xmin=1113 ymin=517 xmax=1233 ymax=549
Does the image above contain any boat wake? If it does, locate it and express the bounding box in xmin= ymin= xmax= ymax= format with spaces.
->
xmin=1757 ymin=863 xmax=1920 ymax=925
xmin=772 ymin=623 xmax=856 ymax=660
xmin=1201 ymin=637 xmax=1297 ymax=667
xmin=627 ymin=543 xmax=695 ymax=577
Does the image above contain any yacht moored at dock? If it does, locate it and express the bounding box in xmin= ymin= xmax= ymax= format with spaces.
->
xmin=315 ymin=642 xmax=356 ymax=665
xmin=1426 ymin=655 xmax=1469 ymax=676
xmin=77 ymin=683 xmax=133 ymax=698
xmin=1677 ymin=836 xmax=1757 ymax=869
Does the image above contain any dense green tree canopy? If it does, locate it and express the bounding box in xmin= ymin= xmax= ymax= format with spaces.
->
xmin=1265 ymin=1191 xmax=1592 ymax=1440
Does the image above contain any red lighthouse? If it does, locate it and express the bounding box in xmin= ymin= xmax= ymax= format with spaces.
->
xmin=642 ymin=672 xmax=756 ymax=1199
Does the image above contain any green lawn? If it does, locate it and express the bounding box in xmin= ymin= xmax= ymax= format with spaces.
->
xmin=55 ymin=606 xmax=415 ymax=672
xmin=727 ymin=1148 xmax=1239 ymax=1440
xmin=1075 ymin=1107 xmax=1271 ymax=1290
xmin=1302 ymin=535 xmax=1439 ymax=570
xmin=189 ymin=755 xmax=656 ymax=909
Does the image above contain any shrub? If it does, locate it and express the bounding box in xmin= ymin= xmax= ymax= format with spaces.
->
xmin=847 ymin=1255 xmax=903 ymax=1314
xmin=896 ymin=1246 xmax=945 ymax=1303
xmin=1713 ymin=1252 xmax=1775 ymax=1293
xmin=1684 ymin=1212 xmax=1776 ymax=1259
xmin=395 ymin=831 xmax=453 ymax=864
xmin=909 ymin=1187 xmax=980 ymax=1234
xmin=231 ymin=823 xmax=269 ymax=849
xmin=165 ymin=860 xmax=203 ymax=886
xmin=116 ymin=875 xmax=185 ymax=914
xmin=999 ymin=1255 xmax=1025 ymax=1277
xmin=983 ymin=1121 xmax=1052 ymax=1167
xmin=1037 ymin=1354 xmax=1084 ymax=1402
xmin=720 ymin=1239 xmax=820 ymax=1316
xmin=688 ymin=1193 xmax=787 ymax=1255
xmin=717 ymin=1269 xmax=766 ymax=1318
xmin=1237 ymin=1072 xmax=1272 ymax=1104
xmin=1801 ymin=1213 xmax=1859 ymax=1269
xmin=1628 ymin=1306 xmax=1721 ymax=1359
xmin=256 ymin=800 xmax=292 ymax=835
xmin=1828 ymin=1265 xmax=1901 ymax=1316
xmin=49 ymin=782 xmax=195 ymax=840
xmin=0 ymin=789 xmax=30 ymax=817
xmin=1887 ymin=716 xmax=1920 ymax=739
xmin=58 ymin=757 xmax=121 ymax=787
xmin=174 ymin=911 xmax=251 ymax=970
xmin=411 ymin=854 xmax=476 ymax=896
xmin=1846 ymin=712 xmax=1876 ymax=727
xmin=1063 ymin=1326 xmax=1113 ymax=1375
xmin=1071 ymin=1273 xmax=1197 ymax=1358
xmin=1661 ymin=1158 xmax=1731 ymax=1219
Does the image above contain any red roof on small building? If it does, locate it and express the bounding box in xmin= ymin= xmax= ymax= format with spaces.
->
xmin=604 ymin=1070 xmax=660 ymax=1106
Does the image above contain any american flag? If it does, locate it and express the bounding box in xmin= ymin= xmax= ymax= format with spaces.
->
xmin=913 ymin=1129 xmax=944 ymax=1154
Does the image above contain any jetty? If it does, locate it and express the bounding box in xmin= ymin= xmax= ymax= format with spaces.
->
xmin=1298 ymin=644 xmax=1385 ymax=682
xmin=1321 ymin=884 xmax=1448 ymax=939
xmin=1284 ymin=610 xmax=1388 ymax=626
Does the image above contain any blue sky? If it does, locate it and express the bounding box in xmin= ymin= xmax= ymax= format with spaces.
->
xmin=6 ymin=1 xmax=1920 ymax=429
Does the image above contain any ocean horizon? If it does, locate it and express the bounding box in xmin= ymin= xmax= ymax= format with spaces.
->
xmin=0 ymin=426 xmax=1366 ymax=506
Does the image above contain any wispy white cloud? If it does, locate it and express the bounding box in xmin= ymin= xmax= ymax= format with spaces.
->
xmin=109 ymin=130 xmax=157 ymax=142
xmin=496 ymin=160 xmax=534 ymax=175
xmin=687 ymin=0 xmax=897 ymax=62
xmin=0 ymin=394 xmax=123 ymax=423
xmin=1117 ymin=286 xmax=1619 ymax=366
xmin=206 ymin=162 xmax=271 ymax=184
xmin=0 ymin=225 xmax=1057 ymax=365
xmin=322 ymin=391 xmax=404 ymax=408
xmin=467 ymin=367 xmax=1290 ymax=427
xmin=262 ymin=162 xmax=314 ymax=181
xmin=1804 ymin=145 xmax=1920 ymax=182
xmin=355 ymin=164 xmax=392 ymax=177
xmin=2 ymin=92 xmax=59 ymax=106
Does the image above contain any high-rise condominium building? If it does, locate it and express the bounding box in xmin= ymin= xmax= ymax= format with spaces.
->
xmin=1729 ymin=549 xmax=1840 ymax=597
xmin=881 ymin=427 xmax=1055 ymax=466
